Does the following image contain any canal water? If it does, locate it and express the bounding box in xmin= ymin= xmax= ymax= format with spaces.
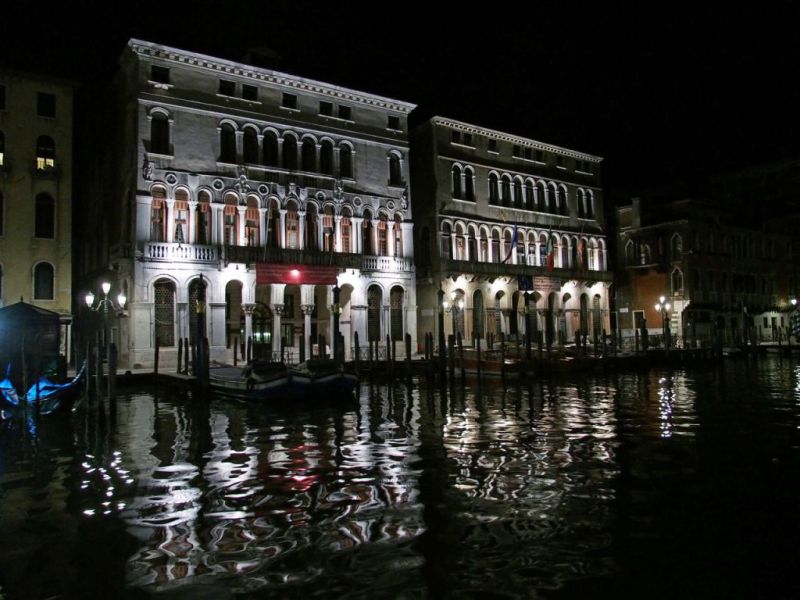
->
xmin=1 ymin=357 xmax=799 ymax=599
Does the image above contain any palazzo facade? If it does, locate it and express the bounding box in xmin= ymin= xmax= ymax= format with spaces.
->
xmin=410 ymin=117 xmax=611 ymax=348
xmin=77 ymin=40 xmax=417 ymax=368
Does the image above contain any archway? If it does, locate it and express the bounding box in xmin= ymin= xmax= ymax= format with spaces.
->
xmin=225 ymin=280 xmax=244 ymax=351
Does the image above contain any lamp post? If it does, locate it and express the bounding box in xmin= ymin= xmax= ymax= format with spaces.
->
xmin=85 ymin=282 xmax=127 ymax=397
xmin=437 ymin=288 xmax=446 ymax=371
xmin=654 ymin=295 xmax=671 ymax=351
xmin=443 ymin=295 xmax=464 ymax=341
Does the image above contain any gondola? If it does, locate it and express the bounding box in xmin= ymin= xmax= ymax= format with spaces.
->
xmin=208 ymin=361 xmax=291 ymax=401
xmin=288 ymin=359 xmax=359 ymax=397
xmin=0 ymin=361 xmax=87 ymax=417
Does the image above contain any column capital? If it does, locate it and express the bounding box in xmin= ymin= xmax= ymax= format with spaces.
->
xmin=271 ymin=303 xmax=285 ymax=316
xmin=242 ymin=303 xmax=256 ymax=316
xmin=300 ymin=304 xmax=315 ymax=316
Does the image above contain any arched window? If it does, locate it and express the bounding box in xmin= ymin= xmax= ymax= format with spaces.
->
xmin=589 ymin=239 xmax=598 ymax=270
xmin=340 ymin=144 xmax=353 ymax=178
xmin=242 ymin=128 xmax=259 ymax=164
xmin=223 ymin=193 xmax=238 ymax=245
xmin=320 ymin=140 xmax=334 ymax=175
xmin=196 ymin=190 xmax=211 ymax=244
xmin=571 ymin=236 xmax=579 ymax=267
xmin=305 ymin=204 xmax=319 ymax=250
xmin=390 ymin=286 xmax=404 ymax=341
xmin=367 ymin=285 xmax=382 ymax=342
xmin=282 ymin=135 xmax=297 ymax=170
xmin=285 ymin=202 xmax=299 ymax=249
xmin=35 ymin=135 xmax=55 ymax=170
xmin=671 ymin=268 xmax=684 ymax=294
xmin=262 ymin=131 xmax=278 ymax=166
xmin=341 ymin=209 xmax=352 ymax=253
xmin=488 ymin=173 xmax=499 ymax=205
xmin=491 ymin=229 xmax=501 ymax=263
xmin=625 ymin=240 xmax=635 ymax=265
xmin=33 ymin=262 xmax=54 ymax=300
xmin=301 ymin=138 xmax=316 ymax=172
xmin=464 ymin=167 xmax=475 ymax=201
xmin=150 ymin=186 xmax=167 ymax=242
xmin=188 ymin=278 xmax=207 ymax=345
xmin=525 ymin=180 xmax=534 ymax=210
xmin=266 ymin=201 xmax=280 ymax=248
xmin=150 ymin=113 xmax=169 ymax=155
xmin=467 ymin=226 xmax=478 ymax=261
xmin=153 ymin=278 xmax=176 ymax=347
xmin=322 ymin=205 xmax=335 ymax=252
xmin=560 ymin=236 xmax=569 ymax=268
xmin=577 ymin=189 xmax=586 ymax=218
xmin=670 ymin=234 xmax=683 ymax=261
xmin=219 ymin=124 xmax=237 ymax=163
xmin=34 ymin=193 xmax=55 ymax=238
xmin=516 ymin=229 xmax=525 ymax=264
xmin=501 ymin=175 xmax=512 ymax=206
xmin=557 ymin=186 xmax=568 ymax=215
xmin=586 ymin=191 xmax=595 ymax=218
xmin=452 ymin=165 xmax=462 ymax=199
xmin=245 ymin=196 xmax=260 ymax=246
xmin=362 ymin=211 xmax=373 ymax=255
xmin=440 ymin=221 xmax=452 ymax=259
xmin=173 ymin=188 xmax=189 ymax=243
xmin=454 ymin=224 xmax=466 ymax=260
xmin=388 ymin=153 xmax=402 ymax=186
xmin=513 ymin=178 xmax=523 ymax=208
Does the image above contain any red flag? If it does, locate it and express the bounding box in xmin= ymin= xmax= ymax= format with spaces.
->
xmin=546 ymin=233 xmax=555 ymax=271
xmin=577 ymin=238 xmax=585 ymax=270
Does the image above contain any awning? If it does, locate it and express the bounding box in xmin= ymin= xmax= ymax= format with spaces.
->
xmin=256 ymin=263 xmax=340 ymax=285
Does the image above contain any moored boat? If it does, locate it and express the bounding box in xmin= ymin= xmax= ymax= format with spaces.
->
xmin=1 ymin=361 xmax=87 ymax=417
xmin=454 ymin=349 xmax=523 ymax=378
xmin=208 ymin=361 xmax=290 ymax=401
xmin=288 ymin=359 xmax=359 ymax=397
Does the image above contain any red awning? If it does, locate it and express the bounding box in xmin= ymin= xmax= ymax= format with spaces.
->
xmin=256 ymin=263 xmax=340 ymax=285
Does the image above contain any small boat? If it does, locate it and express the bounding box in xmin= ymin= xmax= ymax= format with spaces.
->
xmin=288 ymin=359 xmax=359 ymax=397
xmin=454 ymin=349 xmax=523 ymax=379
xmin=1 ymin=361 xmax=87 ymax=417
xmin=208 ymin=361 xmax=290 ymax=401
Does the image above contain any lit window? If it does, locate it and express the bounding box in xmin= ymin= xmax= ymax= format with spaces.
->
xmin=35 ymin=135 xmax=55 ymax=170
xmin=388 ymin=154 xmax=402 ymax=186
xmin=174 ymin=189 xmax=189 ymax=243
xmin=339 ymin=145 xmax=353 ymax=178
xmin=150 ymin=187 xmax=167 ymax=242
xmin=0 ymin=130 xmax=4 ymax=166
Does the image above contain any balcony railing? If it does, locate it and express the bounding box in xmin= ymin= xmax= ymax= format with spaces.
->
xmin=138 ymin=241 xmax=413 ymax=273
xmin=440 ymin=257 xmax=612 ymax=282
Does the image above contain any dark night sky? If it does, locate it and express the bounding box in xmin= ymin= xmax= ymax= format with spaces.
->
xmin=4 ymin=1 xmax=800 ymax=198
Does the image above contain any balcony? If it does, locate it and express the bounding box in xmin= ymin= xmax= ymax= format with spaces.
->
xmin=440 ymin=257 xmax=612 ymax=283
xmin=225 ymin=245 xmax=413 ymax=272
xmin=138 ymin=241 xmax=414 ymax=273
xmin=140 ymin=242 xmax=218 ymax=263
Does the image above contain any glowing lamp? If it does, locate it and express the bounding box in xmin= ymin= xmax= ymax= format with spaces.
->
xmin=290 ymin=269 xmax=300 ymax=278
xmin=117 ymin=294 xmax=127 ymax=309
xmin=102 ymin=282 xmax=111 ymax=295
xmin=85 ymin=292 xmax=95 ymax=308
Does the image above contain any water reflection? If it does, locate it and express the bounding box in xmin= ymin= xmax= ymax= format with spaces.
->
xmin=1 ymin=360 xmax=800 ymax=598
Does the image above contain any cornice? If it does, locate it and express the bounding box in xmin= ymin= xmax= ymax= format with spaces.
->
xmin=430 ymin=116 xmax=603 ymax=163
xmin=128 ymin=39 xmax=417 ymax=115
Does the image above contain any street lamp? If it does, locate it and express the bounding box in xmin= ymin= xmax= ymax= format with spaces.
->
xmin=654 ymin=295 xmax=671 ymax=349
xmin=85 ymin=282 xmax=127 ymax=395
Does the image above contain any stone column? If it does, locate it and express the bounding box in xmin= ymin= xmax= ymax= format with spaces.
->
xmin=279 ymin=209 xmax=287 ymax=249
xmin=271 ymin=304 xmax=284 ymax=356
xmin=371 ymin=219 xmax=379 ymax=256
xmin=212 ymin=205 xmax=224 ymax=245
xmin=352 ymin=217 xmax=363 ymax=254
xmin=243 ymin=303 xmax=255 ymax=358
xmin=165 ymin=198 xmax=175 ymax=243
xmin=188 ymin=201 xmax=197 ymax=244
xmin=301 ymin=304 xmax=314 ymax=359
xmin=297 ymin=210 xmax=306 ymax=250
xmin=334 ymin=215 xmax=342 ymax=253
xmin=258 ymin=207 xmax=267 ymax=246
xmin=387 ymin=222 xmax=395 ymax=257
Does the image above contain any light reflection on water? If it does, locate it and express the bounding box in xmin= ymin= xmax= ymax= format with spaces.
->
xmin=1 ymin=358 xmax=800 ymax=598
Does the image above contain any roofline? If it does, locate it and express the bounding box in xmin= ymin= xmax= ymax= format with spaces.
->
xmin=127 ymin=39 xmax=417 ymax=114
xmin=429 ymin=116 xmax=603 ymax=163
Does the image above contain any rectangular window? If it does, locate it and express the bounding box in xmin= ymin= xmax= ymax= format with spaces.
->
xmin=242 ymin=84 xmax=258 ymax=101
xmin=451 ymin=130 xmax=461 ymax=144
xmin=219 ymin=79 xmax=236 ymax=97
xmin=512 ymin=145 xmax=521 ymax=158
xmin=462 ymin=133 xmax=473 ymax=146
xmin=634 ymin=310 xmax=645 ymax=329
xmin=556 ymin=155 xmax=564 ymax=167
xmin=150 ymin=65 xmax=170 ymax=84
xmin=763 ymin=317 xmax=769 ymax=328
xmin=319 ymin=101 xmax=333 ymax=116
xmin=387 ymin=115 xmax=400 ymax=130
xmin=282 ymin=92 xmax=298 ymax=110
xmin=487 ymin=139 xmax=497 ymax=153
xmin=37 ymin=92 xmax=56 ymax=118
xmin=338 ymin=105 xmax=352 ymax=120
xmin=523 ymin=147 xmax=533 ymax=160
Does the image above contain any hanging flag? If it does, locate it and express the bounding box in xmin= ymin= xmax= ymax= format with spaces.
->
xmin=546 ymin=232 xmax=555 ymax=271
xmin=502 ymin=224 xmax=518 ymax=263
xmin=577 ymin=237 xmax=585 ymax=270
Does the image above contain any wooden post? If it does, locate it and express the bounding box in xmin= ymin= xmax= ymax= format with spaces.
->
xmin=501 ymin=341 xmax=506 ymax=381
xmin=190 ymin=338 xmax=197 ymax=375
xmin=85 ymin=339 xmax=93 ymax=405
xmin=202 ymin=337 xmax=210 ymax=390
xmin=233 ymin=337 xmax=238 ymax=366
xmin=154 ymin=336 xmax=160 ymax=381
xmin=354 ymin=331 xmax=361 ymax=374
xmin=405 ymin=333 xmax=412 ymax=381
xmin=108 ymin=343 xmax=118 ymax=399
xmin=95 ymin=341 xmax=104 ymax=398
xmin=369 ymin=338 xmax=374 ymax=363
xmin=447 ymin=334 xmax=455 ymax=380
xmin=476 ymin=334 xmax=482 ymax=378
xmin=319 ymin=334 xmax=326 ymax=358
xmin=458 ymin=332 xmax=465 ymax=379
xmin=177 ymin=337 xmax=183 ymax=374
xmin=387 ymin=334 xmax=393 ymax=377
xmin=247 ymin=335 xmax=252 ymax=363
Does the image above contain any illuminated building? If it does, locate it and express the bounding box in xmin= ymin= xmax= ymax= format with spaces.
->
xmin=410 ymin=117 xmax=611 ymax=348
xmin=77 ymin=40 xmax=417 ymax=368
xmin=0 ymin=69 xmax=74 ymax=354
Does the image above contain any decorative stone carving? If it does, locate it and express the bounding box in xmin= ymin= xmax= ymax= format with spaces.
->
xmin=272 ymin=304 xmax=285 ymax=317
xmin=400 ymin=185 xmax=408 ymax=210
xmin=258 ymin=184 xmax=269 ymax=195
xmin=142 ymin=158 xmax=153 ymax=181
xmin=242 ymin=303 xmax=255 ymax=316
xmin=235 ymin=165 xmax=250 ymax=193
xmin=165 ymin=172 xmax=178 ymax=185
xmin=334 ymin=179 xmax=344 ymax=204
xmin=212 ymin=178 xmax=224 ymax=190
xmin=301 ymin=304 xmax=315 ymax=316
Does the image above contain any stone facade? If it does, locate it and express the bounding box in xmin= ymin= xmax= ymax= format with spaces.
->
xmin=77 ymin=40 xmax=417 ymax=368
xmin=410 ymin=117 xmax=611 ymax=349
xmin=0 ymin=69 xmax=74 ymax=355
